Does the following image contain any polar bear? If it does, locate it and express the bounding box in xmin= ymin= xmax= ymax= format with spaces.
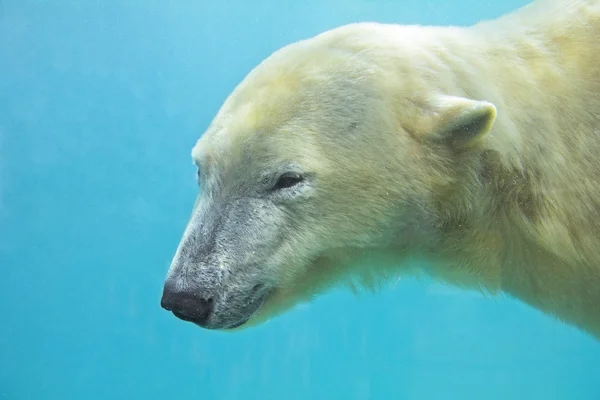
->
xmin=160 ymin=0 xmax=600 ymax=338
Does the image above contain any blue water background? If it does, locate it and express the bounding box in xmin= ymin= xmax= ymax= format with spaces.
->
xmin=1 ymin=0 xmax=599 ymax=399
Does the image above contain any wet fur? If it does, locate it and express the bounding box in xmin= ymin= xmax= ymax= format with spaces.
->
xmin=167 ymin=0 xmax=600 ymax=337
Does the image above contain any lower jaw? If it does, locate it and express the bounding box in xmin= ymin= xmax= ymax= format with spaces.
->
xmin=225 ymin=318 xmax=249 ymax=330
xmin=216 ymin=288 xmax=275 ymax=331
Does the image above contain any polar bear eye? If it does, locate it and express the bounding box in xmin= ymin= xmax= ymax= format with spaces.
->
xmin=272 ymin=173 xmax=305 ymax=191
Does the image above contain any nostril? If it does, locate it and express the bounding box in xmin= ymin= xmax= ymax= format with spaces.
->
xmin=161 ymin=287 xmax=215 ymax=326
xmin=188 ymin=296 xmax=213 ymax=319
xmin=251 ymin=283 xmax=265 ymax=293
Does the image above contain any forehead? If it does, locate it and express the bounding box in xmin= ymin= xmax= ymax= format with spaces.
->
xmin=191 ymin=33 xmax=378 ymax=168
xmin=192 ymin=50 xmax=324 ymax=166
xmin=191 ymin=96 xmax=297 ymax=170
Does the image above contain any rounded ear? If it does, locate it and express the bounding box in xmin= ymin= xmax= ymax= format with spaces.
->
xmin=411 ymin=94 xmax=497 ymax=150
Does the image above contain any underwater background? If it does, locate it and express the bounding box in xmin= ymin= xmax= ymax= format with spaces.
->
xmin=1 ymin=0 xmax=599 ymax=399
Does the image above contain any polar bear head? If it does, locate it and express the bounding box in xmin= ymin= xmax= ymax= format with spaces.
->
xmin=160 ymin=23 xmax=497 ymax=330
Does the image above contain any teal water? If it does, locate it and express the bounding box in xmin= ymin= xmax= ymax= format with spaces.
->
xmin=1 ymin=0 xmax=599 ymax=399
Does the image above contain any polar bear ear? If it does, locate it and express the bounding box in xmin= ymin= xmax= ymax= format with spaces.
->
xmin=422 ymin=95 xmax=497 ymax=150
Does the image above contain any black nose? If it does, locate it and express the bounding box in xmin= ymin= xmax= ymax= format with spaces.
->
xmin=161 ymin=285 xmax=215 ymax=327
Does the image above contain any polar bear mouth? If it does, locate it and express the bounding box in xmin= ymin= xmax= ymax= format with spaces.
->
xmin=227 ymin=318 xmax=250 ymax=329
xmin=163 ymin=283 xmax=272 ymax=330
xmin=170 ymin=309 xmax=248 ymax=329
xmin=222 ymin=284 xmax=272 ymax=329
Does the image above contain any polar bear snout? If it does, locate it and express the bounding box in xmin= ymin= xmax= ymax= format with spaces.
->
xmin=161 ymin=195 xmax=285 ymax=330
xmin=160 ymin=275 xmax=272 ymax=330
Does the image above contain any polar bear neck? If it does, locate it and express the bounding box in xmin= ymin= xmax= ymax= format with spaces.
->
xmin=410 ymin=0 xmax=600 ymax=337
